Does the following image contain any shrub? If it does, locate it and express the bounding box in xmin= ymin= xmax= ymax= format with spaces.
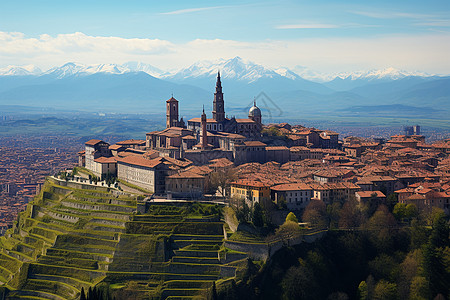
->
xmin=286 ymin=212 xmax=298 ymax=223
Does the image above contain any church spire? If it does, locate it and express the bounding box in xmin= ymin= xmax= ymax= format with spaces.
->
xmin=212 ymin=70 xmax=225 ymax=122
xmin=216 ymin=71 xmax=222 ymax=92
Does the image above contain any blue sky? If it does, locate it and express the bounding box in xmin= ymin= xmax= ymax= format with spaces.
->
xmin=1 ymin=0 xmax=449 ymax=74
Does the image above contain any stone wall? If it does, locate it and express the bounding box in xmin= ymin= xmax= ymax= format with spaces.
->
xmin=224 ymin=230 xmax=327 ymax=261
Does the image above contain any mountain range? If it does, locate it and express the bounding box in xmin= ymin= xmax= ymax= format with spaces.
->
xmin=0 ymin=57 xmax=448 ymax=121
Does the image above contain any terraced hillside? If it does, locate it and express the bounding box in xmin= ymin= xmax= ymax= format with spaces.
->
xmin=0 ymin=177 xmax=248 ymax=300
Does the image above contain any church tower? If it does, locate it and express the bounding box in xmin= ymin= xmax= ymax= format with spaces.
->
xmin=166 ymin=96 xmax=179 ymax=128
xmin=201 ymin=106 xmax=208 ymax=149
xmin=212 ymin=71 xmax=225 ymax=122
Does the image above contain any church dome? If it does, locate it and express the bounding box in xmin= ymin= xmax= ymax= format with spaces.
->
xmin=248 ymin=101 xmax=261 ymax=117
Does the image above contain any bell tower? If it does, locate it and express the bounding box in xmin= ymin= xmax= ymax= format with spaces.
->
xmin=166 ymin=96 xmax=179 ymax=128
xmin=212 ymin=71 xmax=225 ymax=122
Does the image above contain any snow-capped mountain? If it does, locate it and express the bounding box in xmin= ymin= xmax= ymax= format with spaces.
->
xmin=333 ymin=67 xmax=431 ymax=81
xmin=165 ymin=56 xmax=282 ymax=83
xmin=122 ymin=61 xmax=166 ymax=78
xmin=0 ymin=59 xmax=434 ymax=85
xmin=163 ymin=56 xmax=334 ymax=96
xmin=0 ymin=65 xmax=42 ymax=76
xmin=273 ymin=67 xmax=302 ymax=80
xmin=42 ymin=62 xmax=129 ymax=79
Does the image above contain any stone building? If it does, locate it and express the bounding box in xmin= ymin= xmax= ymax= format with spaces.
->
xmin=85 ymin=139 xmax=111 ymax=173
xmin=165 ymin=170 xmax=206 ymax=199
xmin=116 ymin=156 xmax=172 ymax=194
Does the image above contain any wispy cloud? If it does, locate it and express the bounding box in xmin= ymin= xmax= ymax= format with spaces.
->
xmin=276 ymin=24 xmax=339 ymax=29
xmin=417 ymin=20 xmax=450 ymax=27
xmin=160 ymin=6 xmax=226 ymax=15
xmin=276 ymin=23 xmax=380 ymax=30
xmin=351 ymin=10 xmax=436 ymax=20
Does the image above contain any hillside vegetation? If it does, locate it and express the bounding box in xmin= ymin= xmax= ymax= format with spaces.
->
xmin=0 ymin=178 xmax=248 ymax=300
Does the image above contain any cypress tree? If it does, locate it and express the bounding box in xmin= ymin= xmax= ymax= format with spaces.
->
xmin=80 ymin=287 xmax=86 ymax=300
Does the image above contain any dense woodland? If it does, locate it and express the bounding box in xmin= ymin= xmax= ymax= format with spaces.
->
xmin=217 ymin=196 xmax=450 ymax=300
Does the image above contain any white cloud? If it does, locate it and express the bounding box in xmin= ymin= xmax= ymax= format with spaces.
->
xmin=1 ymin=31 xmax=450 ymax=75
xmin=350 ymin=10 xmax=437 ymax=20
xmin=160 ymin=6 xmax=226 ymax=15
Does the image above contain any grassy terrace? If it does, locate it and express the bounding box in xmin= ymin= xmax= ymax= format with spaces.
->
xmin=0 ymin=178 xmax=246 ymax=299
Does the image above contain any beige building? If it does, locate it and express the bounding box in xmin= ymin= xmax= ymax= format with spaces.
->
xmin=117 ymin=156 xmax=167 ymax=194
xmin=92 ymin=156 xmax=117 ymax=177
xmin=271 ymin=182 xmax=313 ymax=210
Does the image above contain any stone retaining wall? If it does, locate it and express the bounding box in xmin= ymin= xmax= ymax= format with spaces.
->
xmin=224 ymin=230 xmax=327 ymax=261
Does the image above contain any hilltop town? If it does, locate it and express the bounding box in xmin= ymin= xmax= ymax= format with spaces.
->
xmin=77 ymin=73 xmax=450 ymax=216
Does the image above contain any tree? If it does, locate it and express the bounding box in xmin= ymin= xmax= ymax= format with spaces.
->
xmin=410 ymin=219 xmax=428 ymax=250
xmin=366 ymin=205 xmax=397 ymax=252
xmin=405 ymin=204 xmax=418 ymax=220
xmin=358 ymin=275 xmax=375 ymax=300
xmin=393 ymin=203 xmax=407 ymax=220
xmin=209 ymin=168 xmax=237 ymax=197
xmin=373 ymin=280 xmax=397 ymax=300
xmin=397 ymin=249 xmax=421 ymax=299
xmin=409 ymin=276 xmax=428 ymax=300
xmin=276 ymin=220 xmax=301 ymax=241
xmin=385 ymin=193 xmax=398 ymax=212
xmin=80 ymin=287 xmax=86 ymax=300
xmin=210 ymin=281 xmax=218 ymax=300
xmin=285 ymin=212 xmax=298 ymax=223
xmin=421 ymin=213 xmax=450 ymax=298
xmin=277 ymin=195 xmax=287 ymax=209
xmin=252 ymin=202 xmax=264 ymax=227
xmin=302 ymin=200 xmax=327 ymax=229
xmin=236 ymin=200 xmax=251 ymax=223
xmin=362 ymin=194 xmax=381 ymax=218
xmin=429 ymin=210 xmax=449 ymax=248
xmin=281 ymin=263 xmax=319 ymax=300
xmin=327 ymin=202 xmax=342 ymax=229
xmin=358 ymin=281 xmax=368 ymax=300
xmin=339 ymin=198 xmax=364 ymax=229
xmin=368 ymin=254 xmax=397 ymax=281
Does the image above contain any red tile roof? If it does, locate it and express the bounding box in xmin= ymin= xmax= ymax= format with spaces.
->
xmin=244 ymin=141 xmax=267 ymax=147
xmin=94 ymin=157 xmax=117 ymax=164
xmin=117 ymin=156 xmax=163 ymax=168
xmin=271 ymin=182 xmax=313 ymax=191
xmin=116 ymin=139 xmax=145 ymax=145
xmin=356 ymin=190 xmax=386 ymax=198
xmin=85 ymin=139 xmax=104 ymax=146
xmin=235 ymin=119 xmax=255 ymax=123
